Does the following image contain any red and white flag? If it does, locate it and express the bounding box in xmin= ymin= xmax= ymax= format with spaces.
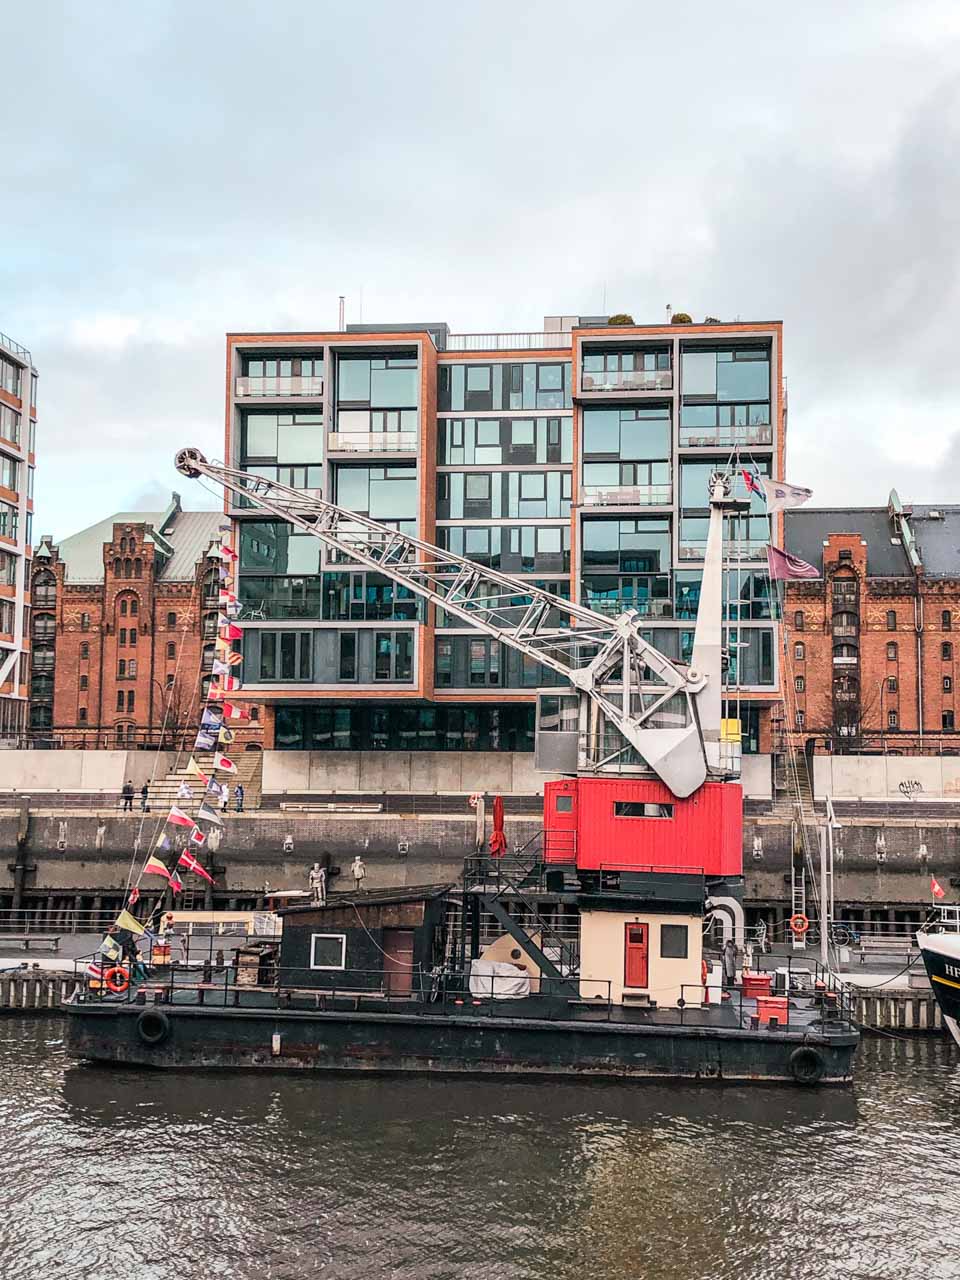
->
xmin=178 ymin=850 xmax=214 ymax=883
xmin=167 ymin=806 xmax=196 ymax=829
xmin=222 ymin=701 xmax=249 ymax=720
xmin=218 ymin=615 xmax=243 ymax=639
xmin=218 ymin=588 xmax=238 ymax=606
xmin=128 ymin=886 xmax=140 ymax=906
xmin=218 ymin=542 xmax=239 ymax=562
xmin=213 ymin=754 xmax=237 ymax=774
xmin=190 ymin=826 xmax=206 ymax=847
xmin=931 ymin=875 xmax=946 ymax=900
xmin=168 ymin=871 xmax=183 ymax=895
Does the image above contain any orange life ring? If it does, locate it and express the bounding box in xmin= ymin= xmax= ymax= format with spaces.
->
xmin=789 ymin=913 xmax=810 ymax=937
xmin=104 ymin=966 xmax=129 ymax=994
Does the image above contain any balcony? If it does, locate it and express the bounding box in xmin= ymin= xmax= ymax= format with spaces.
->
xmin=586 ymin=598 xmax=674 ymax=619
xmin=236 ymin=375 xmax=324 ymax=399
xmin=679 ymin=541 xmax=767 ymax=561
xmin=832 ymin=624 xmax=858 ymax=638
xmin=580 ymin=484 xmax=672 ymax=508
xmin=327 ymin=431 xmax=417 ymax=453
xmin=679 ymin=424 xmax=773 ymax=448
xmin=579 ymin=369 xmax=672 ymax=394
xmin=833 ymin=655 xmax=858 ymax=667
xmin=446 ymin=332 xmax=570 ymax=351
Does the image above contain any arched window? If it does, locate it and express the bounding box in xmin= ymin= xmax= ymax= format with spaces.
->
xmin=33 ymin=613 xmax=56 ymax=641
xmin=128 ymin=538 xmax=136 ymax=553
xmin=123 ymin=559 xmax=132 ymax=578
xmin=79 ymin=674 xmax=88 ymax=690
xmin=120 ymin=537 xmax=127 ymax=552
xmin=794 ymin=642 xmax=805 ymax=660
xmin=888 ymin=710 xmax=898 ymax=729
xmin=129 ymin=628 xmax=137 ymax=647
xmin=887 ymin=641 xmax=898 ymax=660
xmin=116 ymin=691 xmax=124 ymax=711
xmin=79 ymin=642 xmax=89 ymax=659
xmin=134 ymin=559 xmax=142 ymax=578
xmin=166 ymin=642 xmax=176 ymax=660
xmin=793 ymin=611 xmax=804 ymax=631
xmin=795 ymin=675 xmax=805 ymax=692
xmin=113 ymin=559 xmax=121 ymax=577
xmin=119 ymin=628 xmax=126 ymax=647
xmin=943 ymin=642 xmax=953 ymax=661
xmin=119 ymin=599 xmax=127 ymax=616
xmin=80 ymin=613 xmax=90 ymax=631
xmin=128 ymin=658 xmax=137 ymax=676
xmin=886 ymin=610 xmax=897 ymax=630
xmin=943 ymin=610 xmax=952 ymax=631
xmin=118 ymin=659 xmax=126 ymax=676
xmin=127 ymin=690 xmax=135 ymax=712
xmin=130 ymin=598 xmax=138 ymax=617
xmin=78 ymin=707 xmax=87 ymax=724
xmin=167 ymin=611 xmax=176 ymax=628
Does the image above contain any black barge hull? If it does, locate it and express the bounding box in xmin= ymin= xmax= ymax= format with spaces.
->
xmin=65 ymin=1003 xmax=857 ymax=1086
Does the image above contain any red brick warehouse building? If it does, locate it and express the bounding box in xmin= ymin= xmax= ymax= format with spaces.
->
xmin=783 ymin=493 xmax=960 ymax=752
xmin=29 ymin=494 xmax=228 ymax=746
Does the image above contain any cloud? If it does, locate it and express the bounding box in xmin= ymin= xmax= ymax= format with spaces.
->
xmin=2 ymin=0 xmax=960 ymax=537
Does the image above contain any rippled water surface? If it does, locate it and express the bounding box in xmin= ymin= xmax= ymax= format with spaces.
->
xmin=1 ymin=1021 xmax=959 ymax=1279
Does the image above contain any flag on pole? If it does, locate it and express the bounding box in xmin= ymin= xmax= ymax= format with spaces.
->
xmin=742 ymin=469 xmax=765 ymax=498
xmin=186 ymin=757 xmax=210 ymax=785
xmin=213 ymin=754 xmax=237 ymax=775
xmin=218 ymin=616 xmax=243 ymax=639
xmin=201 ymin=708 xmax=223 ymax=729
xmin=222 ymin=701 xmax=249 ymax=720
xmin=218 ymin=589 xmax=238 ymax=606
xmin=168 ymin=871 xmax=183 ymax=895
xmin=218 ymin=543 xmax=239 ymax=562
xmin=211 ymin=658 xmax=233 ymax=677
xmin=128 ymin=886 xmax=140 ymax=906
xmin=99 ymin=935 xmax=122 ymax=962
xmin=197 ymin=802 xmax=223 ymax=826
xmin=218 ymin=565 xmax=231 ymax=583
xmin=167 ymin=806 xmax=196 ymax=829
xmin=190 ymin=826 xmax=206 ymax=847
xmin=761 ymin=478 xmax=813 ymax=513
xmin=143 ymin=854 xmax=172 ymax=880
xmin=194 ymin=727 xmax=218 ymax=751
xmin=178 ymin=850 xmax=214 ymax=883
xmin=86 ymin=959 xmax=105 ymax=981
xmin=115 ymin=908 xmax=146 ymax=936
xmin=766 ymin=545 xmax=820 ymax=581
xmin=931 ymin=875 xmax=946 ymax=900
xmin=156 ymin=833 xmax=171 ymax=852
xmin=218 ymin=726 xmax=235 ymax=744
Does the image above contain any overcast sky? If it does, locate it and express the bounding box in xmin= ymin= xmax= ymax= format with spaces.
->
xmin=2 ymin=0 xmax=959 ymax=539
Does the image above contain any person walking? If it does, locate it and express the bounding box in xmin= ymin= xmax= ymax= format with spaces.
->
xmin=235 ymin=783 xmax=245 ymax=813
xmin=121 ymin=780 xmax=134 ymax=812
xmin=140 ymin=782 xmax=150 ymax=812
xmin=219 ymin=781 xmax=230 ymax=811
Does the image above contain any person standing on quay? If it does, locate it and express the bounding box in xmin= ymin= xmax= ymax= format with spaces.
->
xmin=351 ymin=855 xmax=366 ymax=893
xmin=235 ymin=783 xmax=244 ymax=813
xmin=121 ymin=780 xmax=134 ymax=812
xmin=140 ymin=782 xmax=150 ymax=812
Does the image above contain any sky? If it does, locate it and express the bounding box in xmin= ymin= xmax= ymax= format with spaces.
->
xmin=2 ymin=0 xmax=960 ymax=539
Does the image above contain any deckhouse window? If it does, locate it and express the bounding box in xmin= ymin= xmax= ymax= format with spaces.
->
xmin=614 ymin=801 xmax=674 ymax=818
xmin=310 ymin=933 xmax=346 ymax=970
xmin=660 ymin=924 xmax=689 ymax=959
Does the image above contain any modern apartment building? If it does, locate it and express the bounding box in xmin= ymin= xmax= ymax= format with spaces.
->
xmin=225 ymin=315 xmax=785 ymax=753
xmin=0 ymin=330 xmax=36 ymax=741
xmin=783 ymin=495 xmax=960 ymax=750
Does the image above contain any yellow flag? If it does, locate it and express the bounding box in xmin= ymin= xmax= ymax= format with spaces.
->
xmin=115 ymin=909 xmax=145 ymax=936
xmin=186 ymin=757 xmax=209 ymax=782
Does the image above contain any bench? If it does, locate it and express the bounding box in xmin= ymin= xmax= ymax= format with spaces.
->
xmin=859 ymin=935 xmax=917 ymax=964
xmin=0 ymin=935 xmax=62 ymax=952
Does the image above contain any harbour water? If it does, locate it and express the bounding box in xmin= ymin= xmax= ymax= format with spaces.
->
xmin=1 ymin=1020 xmax=958 ymax=1280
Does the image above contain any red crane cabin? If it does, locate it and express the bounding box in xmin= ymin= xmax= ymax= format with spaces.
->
xmin=542 ymin=777 xmax=743 ymax=878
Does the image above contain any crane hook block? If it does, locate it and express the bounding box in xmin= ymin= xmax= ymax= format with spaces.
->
xmin=175 ymin=447 xmax=207 ymax=478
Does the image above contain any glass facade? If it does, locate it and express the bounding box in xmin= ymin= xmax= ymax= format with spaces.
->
xmin=274 ymin=702 xmax=535 ymax=751
xmin=336 ymin=354 xmax=418 ymax=435
xmin=437 ymin=417 xmax=571 ymax=465
xmin=438 ymin=361 xmax=572 ymax=412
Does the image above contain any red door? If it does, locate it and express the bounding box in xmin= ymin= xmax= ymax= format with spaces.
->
xmin=546 ymin=781 xmax=577 ymax=863
xmin=383 ymin=929 xmax=414 ymax=996
xmin=624 ymin=923 xmax=648 ymax=989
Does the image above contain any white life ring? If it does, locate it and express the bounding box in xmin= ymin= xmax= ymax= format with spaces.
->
xmin=468 ymin=792 xmax=482 ymax=808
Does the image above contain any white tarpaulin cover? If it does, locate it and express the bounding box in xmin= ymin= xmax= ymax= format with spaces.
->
xmin=469 ymin=959 xmax=531 ymax=1000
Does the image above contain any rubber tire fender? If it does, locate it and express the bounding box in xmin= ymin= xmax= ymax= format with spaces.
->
xmin=136 ymin=1008 xmax=171 ymax=1047
xmin=789 ymin=1045 xmax=825 ymax=1086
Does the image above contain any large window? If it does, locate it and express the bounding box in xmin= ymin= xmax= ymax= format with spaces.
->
xmin=374 ymin=631 xmax=413 ymax=681
xmin=258 ymin=631 xmax=313 ymax=681
xmin=581 ymin=518 xmax=670 ymax=573
xmin=239 ymin=522 xmax=322 ymax=575
xmin=582 ymin=405 xmax=671 ymax=460
xmin=332 ymin=465 xmax=417 ymax=529
xmin=581 ymin=348 xmax=671 ymax=391
xmin=274 ymin=702 xmax=535 ymax=752
xmin=337 ymin=354 xmax=418 ymax=435
xmin=437 ymin=525 xmax=570 ymax=574
xmin=240 ymin=410 xmax=323 ymax=492
xmin=0 ymin=406 xmax=19 ymax=445
xmin=310 ymin=933 xmax=346 ymax=970
xmin=674 ymin=570 xmax=772 ymax=621
xmin=0 ymin=356 xmax=21 ymax=397
xmin=322 ymin=572 xmax=419 ymax=622
xmin=680 ymin=346 xmax=771 ymax=445
xmin=0 ymin=499 xmax=19 ymax=540
xmin=242 ymin=353 xmax=323 ymax=378
xmin=438 ymin=417 xmax=571 ymax=466
xmin=0 ymin=453 xmax=19 ymax=491
xmin=437 ymin=470 xmax=570 ymax=520
xmin=439 ymin=362 xmax=572 ymax=412
xmin=581 ymin=574 xmax=671 ymax=617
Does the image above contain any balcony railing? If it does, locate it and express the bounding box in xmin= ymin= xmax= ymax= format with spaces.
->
xmin=679 ymin=424 xmax=773 ymax=448
xmin=580 ymin=484 xmax=672 ymax=507
xmin=832 ymin=624 xmax=858 ymax=638
xmin=679 ymin=541 xmax=767 ymax=561
xmin=0 ymin=332 xmax=30 ymax=362
xmin=585 ymin=598 xmax=674 ymax=619
xmin=326 ymin=431 xmax=417 ymax=453
xmin=833 ymin=655 xmax=858 ymax=666
xmin=446 ymin=332 xmax=571 ymax=351
xmin=579 ymin=369 xmax=672 ymax=393
xmin=236 ymin=376 xmax=324 ymax=398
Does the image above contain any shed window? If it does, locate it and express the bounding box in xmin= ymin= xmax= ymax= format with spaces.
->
xmin=555 ymin=795 xmax=573 ymax=813
xmin=614 ymin=801 xmax=674 ymax=818
xmin=660 ymin=924 xmax=688 ymax=959
xmin=310 ymin=933 xmax=346 ymax=970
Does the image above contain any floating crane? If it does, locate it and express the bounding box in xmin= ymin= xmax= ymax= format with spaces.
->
xmin=176 ymin=447 xmax=746 ymax=800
